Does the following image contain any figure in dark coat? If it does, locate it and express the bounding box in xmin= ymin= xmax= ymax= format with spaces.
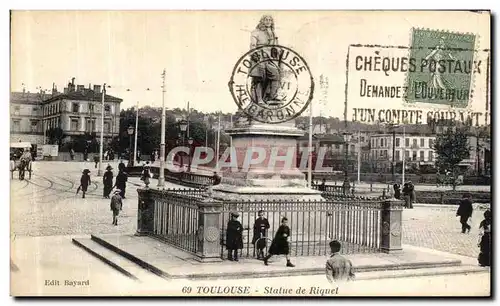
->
xmin=456 ymin=193 xmax=473 ymax=233
xmin=118 ymin=160 xmax=126 ymax=173
xmin=226 ymin=212 xmax=243 ymax=261
xmin=478 ymin=210 xmax=491 ymax=267
xmin=103 ymin=165 xmax=114 ymax=199
xmin=77 ymin=169 xmax=91 ymax=199
xmin=319 ymin=178 xmax=327 ymax=191
xmin=393 ymin=183 xmax=401 ymax=200
xmin=213 ymin=172 xmax=222 ymax=186
xmin=114 ymin=170 xmax=128 ymax=199
xmin=402 ymin=182 xmax=411 ymax=208
xmin=110 ymin=189 xmax=123 ymax=226
xmin=251 ymin=210 xmax=270 ymax=259
xmin=264 ymin=217 xmax=295 ymax=267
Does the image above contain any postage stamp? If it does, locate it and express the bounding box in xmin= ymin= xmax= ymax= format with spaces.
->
xmin=228 ymin=45 xmax=314 ymax=124
xmin=405 ymin=28 xmax=477 ymax=108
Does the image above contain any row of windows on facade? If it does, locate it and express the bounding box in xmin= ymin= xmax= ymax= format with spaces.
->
xmin=373 ymin=149 xmax=434 ymax=162
xmin=371 ymin=137 xmax=434 ymax=149
xmin=11 ymin=118 xmax=113 ymax=133
xmin=12 ymin=103 xmax=113 ymax=116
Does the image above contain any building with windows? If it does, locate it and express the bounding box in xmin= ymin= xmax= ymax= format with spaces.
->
xmin=10 ymin=78 xmax=123 ymax=146
xmin=10 ymin=90 xmax=46 ymax=144
xmin=369 ymin=130 xmax=482 ymax=173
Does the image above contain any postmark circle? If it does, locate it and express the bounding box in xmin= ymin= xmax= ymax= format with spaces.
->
xmin=229 ymin=45 xmax=314 ymax=124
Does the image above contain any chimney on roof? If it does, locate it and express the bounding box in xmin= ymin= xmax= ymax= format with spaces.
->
xmin=77 ymin=85 xmax=85 ymax=92
xmin=71 ymin=77 xmax=75 ymax=85
xmin=93 ymin=85 xmax=101 ymax=94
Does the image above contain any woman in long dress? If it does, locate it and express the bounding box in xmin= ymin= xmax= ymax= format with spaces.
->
xmin=478 ymin=210 xmax=491 ymax=267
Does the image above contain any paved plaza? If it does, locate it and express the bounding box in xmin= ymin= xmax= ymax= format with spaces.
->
xmin=11 ymin=161 xmax=489 ymax=258
xmin=9 ymin=161 xmax=491 ymax=296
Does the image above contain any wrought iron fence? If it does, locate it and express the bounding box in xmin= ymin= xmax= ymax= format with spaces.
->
xmin=141 ymin=188 xmax=400 ymax=261
xmin=219 ymin=198 xmax=382 ymax=258
xmin=151 ymin=192 xmax=199 ymax=254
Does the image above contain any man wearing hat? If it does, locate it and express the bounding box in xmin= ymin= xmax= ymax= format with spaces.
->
xmin=110 ymin=189 xmax=123 ymax=226
xmin=226 ymin=212 xmax=244 ymax=261
xmin=77 ymin=169 xmax=91 ymax=199
xmin=141 ymin=162 xmax=152 ymax=188
xmin=103 ymin=164 xmax=114 ymax=199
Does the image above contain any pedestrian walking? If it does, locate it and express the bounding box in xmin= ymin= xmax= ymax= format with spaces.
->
xmin=251 ymin=210 xmax=270 ymax=259
xmin=456 ymin=193 xmax=473 ymax=233
xmin=264 ymin=217 xmax=295 ymax=267
xmin=226 ymin=212 xmax=243 ymax=261
xmin=70 ymin=148 xmax=75 ymax=161
xmin=393 ymin=183 xmax=401 ymax=200
xmin=110 ymin=189 xmax=123 ymax=226
xmin=77 ymin=169 xmax=91 ymax=199
xmin=478 ymin=210 xmax=491 ymax=267
xmin=325 ymin=240 xmax=355 ymax=284
xmin=141 ymin=162 xmax=152 ymax=188
xmin=93 ymin=155 xmax=99 ymax=169
xmin=83 ymin=149 xmax=88 ymax=162
xmin=103 ymin=164 xmax=114 ymax=199
xmin=114 ymin=170 xmax=128 ymax=199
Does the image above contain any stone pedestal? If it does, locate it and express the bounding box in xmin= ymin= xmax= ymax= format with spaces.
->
xmin=214 ymin=120 xmax=322 ymax=202
xmin=135 ymin=188 xmax=154 ymax=236
xmin=195 ymin=196 xmax=224 ymax=262
xmin=380 ymin=199 xmax=404 ymax=253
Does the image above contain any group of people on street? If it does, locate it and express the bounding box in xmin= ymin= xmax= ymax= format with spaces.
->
xmin=225 ymin=210 xmax=356 ymax=282
xmin=225 ymin=210 xmax=295 ymax=267
xmin=456 ymin=193 xmax=491 ymax=267
xmin=393 ymin=181 xmax=416 ymax=208
xmin=75 ymin=160 xmax=130 ymax=226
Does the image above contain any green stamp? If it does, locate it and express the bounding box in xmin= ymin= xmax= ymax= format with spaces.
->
xmin=406 ymin=28 xmax=477 ymax=108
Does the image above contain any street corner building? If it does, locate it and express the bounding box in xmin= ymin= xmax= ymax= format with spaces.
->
xmin=10 ymin=78 xmax=123 ymax=153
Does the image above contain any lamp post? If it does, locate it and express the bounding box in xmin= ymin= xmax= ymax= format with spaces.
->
xmin=188 ymin=137 xmax=194 ymax=172
xmin=178 ymin=119 xmax=188 ymax=171
xmin=97 ymin=83 xmax=106 ymax=176
xmin=387 ymin=123 xmax=400 ymax=183
xmin=342 ymin=131 xmax=351 ymax=195
xmin=127 ymin=126 xmax=134 ymax=167
xmin=158 ymin=69 xmax=167 ymax=188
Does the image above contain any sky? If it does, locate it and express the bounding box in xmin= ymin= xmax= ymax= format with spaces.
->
xmin=10 ymin=11 xmax=490 ymax=118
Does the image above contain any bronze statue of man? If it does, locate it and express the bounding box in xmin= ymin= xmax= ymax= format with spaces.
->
xmin=249 ymin=15 xmax=281 ymax=105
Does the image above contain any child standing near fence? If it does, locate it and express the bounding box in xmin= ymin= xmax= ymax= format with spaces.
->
xmin=251 ymin=210 xmax=270 ymax=260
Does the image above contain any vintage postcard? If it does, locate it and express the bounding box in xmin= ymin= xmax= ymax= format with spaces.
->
xmin=10 ymin=10 xmax=491 ymax=297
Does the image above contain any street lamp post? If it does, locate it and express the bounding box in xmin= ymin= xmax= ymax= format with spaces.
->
xmin=188 ymin=137 xmax=194 ymax=172
xmin=97 ymin=83 xmax=106 ymax=176
xmin=178 ymin=119 xmax=188 ymax=171
xmin=387 ymin=123 xmax=400 ymax=183
xmin=127 ymin=126 xmax=134 ymax=167
xmin=158 ymin=69 xmax=167 ymax=188
xmin=342 ymin=131 xmax=351 ymax=195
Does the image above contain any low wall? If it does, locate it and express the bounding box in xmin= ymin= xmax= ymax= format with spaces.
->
xmin=414 ymin=190 xmax=491 ymax=205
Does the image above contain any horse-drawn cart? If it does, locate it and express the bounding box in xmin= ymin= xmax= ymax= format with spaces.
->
xmin=10 ymin=142 xmax=33 ymax=180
